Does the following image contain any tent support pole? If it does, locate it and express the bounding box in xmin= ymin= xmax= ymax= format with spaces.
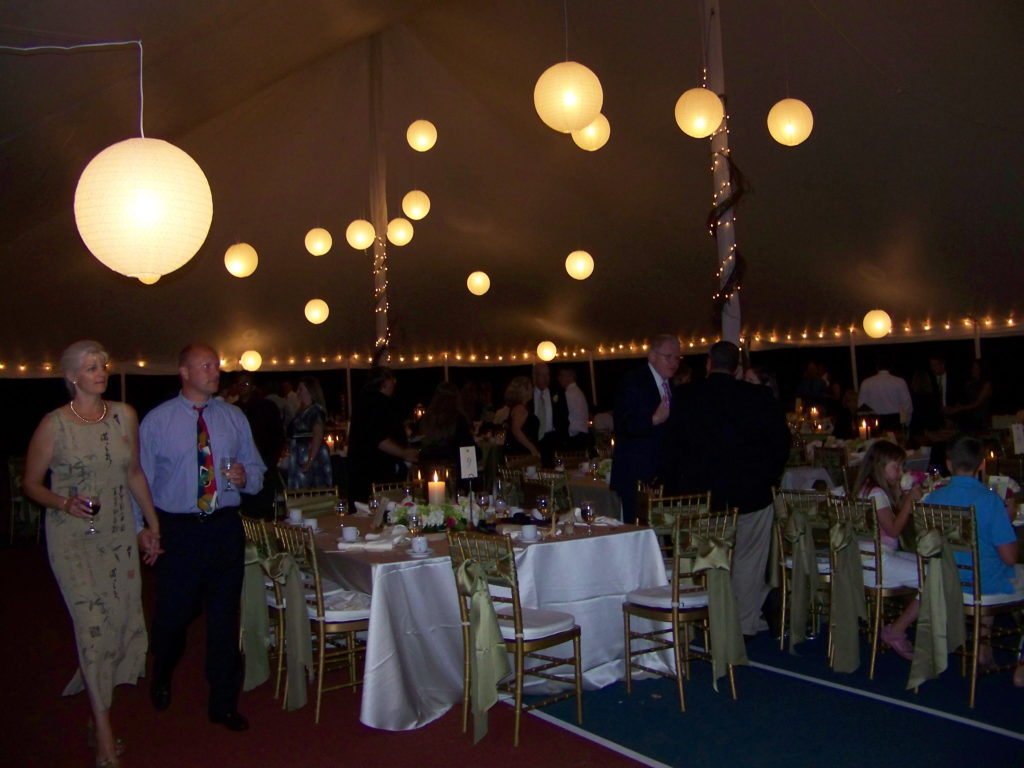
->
xmin=120 ymin=371 xmax=126 ymax=403
xmin=588 ymin=354 xmax=597 ymax=407
xmin=704 ymin=0 xmax=741 ymax=344
xmin=345 ymin=362 xmax=352 ymax=421
xmin=973 ymin=322 xmax=982 ymax=359
xmin=849 ymin=332 xmax=859 ymax=391
xmin=368 ymin=34 xmax=390 ymax=362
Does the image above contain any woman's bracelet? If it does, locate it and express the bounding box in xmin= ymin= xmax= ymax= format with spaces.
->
xmin=62 ymin=496 xmax=72 ymax=513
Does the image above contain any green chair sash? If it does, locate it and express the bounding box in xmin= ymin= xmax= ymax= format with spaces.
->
xmin=783 ymin=508 xmax=821 ymax=654
xmin=267 ymin=551 xmax=315 ymax=711
xmin=693 ymin=533 xmax=748 ymax=690
xmin=455 ymin=559 xmax=512 ymax=743
xmin=908 ymin=528 xmax=965 ymax=690
xmin=828 ymin=521 xmax=866 ymax=674
xmin=241 ymin=541 xmax=272 ymax=691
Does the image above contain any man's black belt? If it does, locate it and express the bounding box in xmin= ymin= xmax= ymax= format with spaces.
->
xmin=157 ymin=506 xmax=240 ymax=523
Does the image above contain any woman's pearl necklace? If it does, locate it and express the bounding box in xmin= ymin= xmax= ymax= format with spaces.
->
xmin=70 ymin=400 xmax=108 ymax=424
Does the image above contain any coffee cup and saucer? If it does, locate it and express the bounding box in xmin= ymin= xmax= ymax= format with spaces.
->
xmin=408 ymin=535 xmax=433 ymax=558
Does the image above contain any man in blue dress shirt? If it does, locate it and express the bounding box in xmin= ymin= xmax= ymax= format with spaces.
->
xmin=135 ymin=344 xmax=265 ymax=731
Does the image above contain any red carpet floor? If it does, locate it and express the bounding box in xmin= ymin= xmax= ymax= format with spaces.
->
xmin=1 ymin=545 xmax=640 ymax=767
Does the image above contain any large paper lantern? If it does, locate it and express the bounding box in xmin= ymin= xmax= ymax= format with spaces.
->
xmin=239 ymin=350 xmax=263 ymax=371
xmin=571 ymin=114 xmax=611 ymax=151
xmin=74 ymin=137 xmax=213 ymax=280
xmin=138 ymin=275 xmax=160 ymax=285
xmin=533 ymin=61 xmax=603 ymax=133
xmin=767 ymin=98 xmax=814 ymax=146
xmin=863 ymin=309 xmax=892 ymax=339
xmin=304 ymin=227 xmax=332 ymax=256
xmin=565 ymin=250 xmax=594 ymax=280
xmin=536 ymin=341 xmax=558 ymax=362
xmin=467 ymin=271 xmax=490 ymax=296
xmin=386 ymin=218 xmax=414 ymax=246
xmin=304 ymin=298 xmax=330 ymax=324
xmin=345 ymin=219 xmax=376 ymax=250
xmin=224 ymin=242 xmax=258 ymax=277
xmin=674 ymin=87 xmax=725 ymax=139
xmin=402 ymin=190 xmax=431 ymax=220
xmin=407 ymin=120 xmax=437 ymax=152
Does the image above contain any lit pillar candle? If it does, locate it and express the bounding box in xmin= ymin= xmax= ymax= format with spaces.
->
xmin=428 ymin=471 xmax=446 ymax=506
xmin=858 ymin=420 xmax=869 ymax=442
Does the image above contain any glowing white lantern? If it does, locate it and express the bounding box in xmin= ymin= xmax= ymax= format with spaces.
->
xmin=767 ymin=98 xmax=814 ymax=146
xmin=304 ymin=298 xmax=330 ymax=324
xmin=224 ymin=243 xmax=258 ymax=278
xmin=239 ymin=350 xmax=263 ymax=371
xmin=863 ymin=309 xmax=893 ymax=339
xmin=137 ymin=275 xmax=160 ymax=285
xmin=571 ymin=113 xmax=611 ymax=151
xmin=402 ymin=190 xmax=431 ymax=220
xmin=565 ymin=250 xmax=594 ymax=280
xmin=466 ymin=271 xmax=490 ymax=296
xmin=304 ymin=227 xmax=332 ymax=256
xmin=674 ymin=87 xmax=725 ymax=139
xmin=533 ymin=61 xmax=603 ymax=133
xmin=536 ymin=341 xmax=558 ymax=362
xmin=74 ymin=137 xmax=213 ymax=278
xmin=345 ymin=219 xmax=376 ymax=250
xmin=407 ymin=120 xmax=437 ymax=152
xmin=386 ymin=217 xmax=414 ymax=246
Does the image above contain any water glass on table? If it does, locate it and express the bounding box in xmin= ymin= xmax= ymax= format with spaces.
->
xmin=580 ymin=500 xmax=595 ymax=534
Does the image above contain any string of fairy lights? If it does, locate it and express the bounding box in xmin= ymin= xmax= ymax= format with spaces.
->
xmin=0 ymin=313 xmax=1016 ymax=376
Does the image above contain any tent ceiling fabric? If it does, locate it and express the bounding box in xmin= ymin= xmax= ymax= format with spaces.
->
xmin=2 ymin=0 xmax=1021 ymax=373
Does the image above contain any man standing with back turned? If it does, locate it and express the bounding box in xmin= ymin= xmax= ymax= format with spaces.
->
xmin=672 ymin=341 xmax=790 ymax=636
xmin=136 ymin=344 xmax=266 ymax=731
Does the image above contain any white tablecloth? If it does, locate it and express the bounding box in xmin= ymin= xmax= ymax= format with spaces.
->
xmin=317 ymin=525 xmax=667 ymax=730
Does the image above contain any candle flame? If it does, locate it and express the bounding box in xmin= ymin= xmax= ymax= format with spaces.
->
xmin=432 ymin=471 xmax=439 ymax=482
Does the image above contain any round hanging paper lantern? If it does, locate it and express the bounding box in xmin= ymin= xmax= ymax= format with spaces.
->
xmin=74 ymin=137 xmax=213 ymax=278
xmin=674 ymin=87 xmax=725 ymax=139
xmin=402 ymin=190 xmax=431 ymax=220
xmin=863 ymin=309 xmax=893 ymax=339
xmin=565 ymin=250 xmax=595 ymax=280
xmin=137 ymin=275 xmax=160 ymax=285
xmin=239 ymin=350 xmax=263 ymax=371
xmin=466 ymin=271 xmax=490 ymax=296
xmin=406 ymin=120 xmax=437 ymax=152
xmin=533 ymin=61 xmax=603 ymax=133
xmin=304 ymin=298 xmax=330 ymax=324
xmin=767 ymin=98 xmax=814 ymax=146
xmin=536 ymin=341 xmax=558 ymax=362
xmin=345 ymin=219 xmax=376 ymax=250
xmin=224 ymin=242 xmax=258 ymax=278
xmin=304 ymin=227 xmax=332 ymax=256
xmin=571 ymin=113 xmax=611 ymax=151
xmin=386 ymin=217 xmax=414 ymax=246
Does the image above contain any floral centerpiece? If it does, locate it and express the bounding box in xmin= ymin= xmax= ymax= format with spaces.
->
xmin=594 ymin=458 xmax=613 ymax=482
xmin=389 ymin=500 xmax=470 ymax=533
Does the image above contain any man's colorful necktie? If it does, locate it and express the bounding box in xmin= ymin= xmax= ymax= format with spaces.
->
xmin=195 ymin=405 xmax=217 ymax=512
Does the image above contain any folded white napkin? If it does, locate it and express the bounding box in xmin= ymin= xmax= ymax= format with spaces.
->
xmin=592 ymin=515 xmax=623 ymax=527
xmin=353 ymin=501 xmax=370 ymax=515
xmin=334 ymin=539 xmax=396 ymax=552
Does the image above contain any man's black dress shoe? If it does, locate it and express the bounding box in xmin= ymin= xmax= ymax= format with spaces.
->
xmin=150 ymin=683 xmax=171 ymax=712
xmin=209 ymin=712 xmax=250 ymax=732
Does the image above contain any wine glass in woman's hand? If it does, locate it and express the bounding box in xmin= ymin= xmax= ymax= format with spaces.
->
xmin=84 ymin=494 xmax=101 ymax=535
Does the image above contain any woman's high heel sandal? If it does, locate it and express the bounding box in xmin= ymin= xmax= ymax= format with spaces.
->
xmin=87 ymin=721 xmax=126 ymax=757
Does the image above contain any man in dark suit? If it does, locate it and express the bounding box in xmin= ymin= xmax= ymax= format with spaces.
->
xmin=670 ymin=341 xmax=790 ymax=636
xmin=532 ymin=362 xmax=568 ymax=466
xmin=609 ymin=334 xmax=680 ymax=524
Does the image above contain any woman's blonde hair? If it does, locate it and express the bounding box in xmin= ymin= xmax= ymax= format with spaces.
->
xmin=60 ymin=340 xmax=108 ymax=397
xmin=504 ymin=375 xmax=533 ymax=407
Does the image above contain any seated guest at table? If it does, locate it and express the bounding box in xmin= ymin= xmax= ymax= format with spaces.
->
xmin=796 ymin=361 xmax=827 ymax=409
xmin=610 ymin=333 xmax=681 ymax=524
xmin=23 ymin=340 xmax=162 ymax=768
xmin=852 ymin=440 xmax=922 ymax=660
xmin=236 ymin=373 xmax=285 ymax=519
xmin=419 ymin=382 xmax=479 ymax=488
xmin=557 ymin=367 xmax=591 ymax=452
xmin=348 ymin=367 xmax=420 ymax=501
xmin=286 ymin=376 xmax=333 ymax=490
xmin=671 ymin=341 xmax=790 ymax=636
xmin=945 ymin=359 xmax=993 ymax=433
xmin=924 ymin=435 xmax=1023 ymax=668
xmin=503 ymin=375 xmax=540 ymax=459
xmin=858 ymin=357 xmax=913 ymax=431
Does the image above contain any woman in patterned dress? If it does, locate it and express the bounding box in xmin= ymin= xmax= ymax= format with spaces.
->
xmin=286 ymin=376 xmax=333 ymax=489
xmin=23 ymin=341 xmax=161 ymax=768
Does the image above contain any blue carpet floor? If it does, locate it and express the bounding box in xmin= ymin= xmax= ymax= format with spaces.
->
xmin=536 ymin=633 xmax=1024 ymax=767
